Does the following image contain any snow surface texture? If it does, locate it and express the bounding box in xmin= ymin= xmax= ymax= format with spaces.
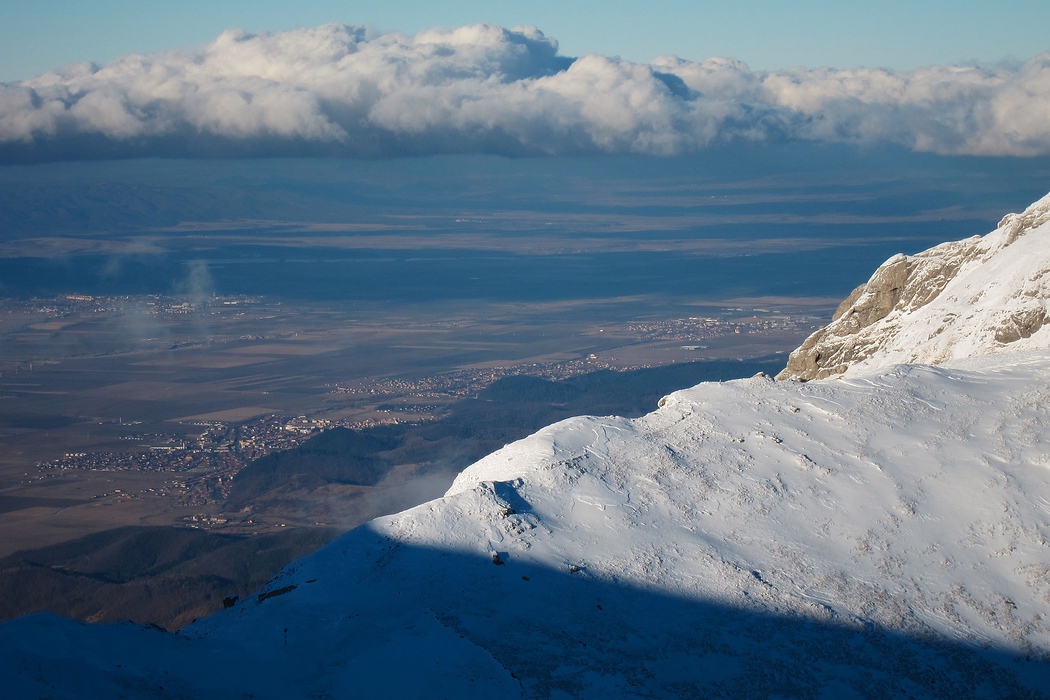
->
xmin=5 ymin=194 xmax=1050 ymax=698
xmin=779 ymin=191 xmax=1050 ymax=380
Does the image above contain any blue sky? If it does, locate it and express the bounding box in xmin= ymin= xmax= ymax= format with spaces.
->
xmin=3 ymin=0 xmax=1049 ymax=82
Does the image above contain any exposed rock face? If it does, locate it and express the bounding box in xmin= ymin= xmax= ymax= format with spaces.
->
xmin=778 ymin=192 xmax=1050 ymax=380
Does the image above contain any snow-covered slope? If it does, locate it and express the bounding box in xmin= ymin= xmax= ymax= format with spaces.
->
xmin=779 ymin=192 xmax=1050 ymax=380
xmin=6 ymin=352 xmax=1050 ymax=698
xmin=4 ymin=193 xmax=1050 ymax=698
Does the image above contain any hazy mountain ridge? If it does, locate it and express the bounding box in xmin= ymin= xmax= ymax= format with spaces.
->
xmin=4 ymin=193 xmax=1050 ymax=697
xmin=779 ymin=191 xmax=1050 ymax=379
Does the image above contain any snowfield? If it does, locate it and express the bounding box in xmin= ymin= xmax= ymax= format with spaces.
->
xmin=4 ymin=193 xmax=1050 ymax=698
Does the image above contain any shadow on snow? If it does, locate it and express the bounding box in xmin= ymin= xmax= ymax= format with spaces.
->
xmin=3 ymin=530 xmax=1048 ymax=699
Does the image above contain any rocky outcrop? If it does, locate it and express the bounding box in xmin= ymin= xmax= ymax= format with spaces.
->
xmin=778 ymin=192 xmax=1050 ymax=380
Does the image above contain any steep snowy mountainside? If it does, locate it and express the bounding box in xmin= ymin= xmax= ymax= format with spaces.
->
xmin=439 ymin=353 xmax=1050 ymax=657
xmin=146 ymin=351 xmax=1050 ymax=696
xmin=779 ymin=191 xmax=1050 ymax=380
xmin=5 ymin=351 xmax=1050 ymax=698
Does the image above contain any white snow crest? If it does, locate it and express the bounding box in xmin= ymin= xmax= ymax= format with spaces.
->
xmin=780 ymin=190 xmax=1050 ymax=379
xmin=382 ymin=359 xmax=1050 ymax=653
xmin=154 ymin=352 xmax=1050 ymax=699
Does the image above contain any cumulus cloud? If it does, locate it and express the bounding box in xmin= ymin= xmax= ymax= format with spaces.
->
xmin=1 ymin=23 xmax=1049 ymax=161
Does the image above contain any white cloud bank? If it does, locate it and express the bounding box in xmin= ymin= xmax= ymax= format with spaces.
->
xmin=1 ymin=23 xmax=1049 ymax=161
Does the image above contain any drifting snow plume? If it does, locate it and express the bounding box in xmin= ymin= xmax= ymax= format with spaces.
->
xmin=2 ymin=23 xmax=1050 ymax=160
xmin=779 ymin=191 xmax=1050 ymax=380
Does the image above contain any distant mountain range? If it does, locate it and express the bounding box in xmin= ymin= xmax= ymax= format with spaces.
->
xmin=4 ymin=192 xmax=1050 ymax=698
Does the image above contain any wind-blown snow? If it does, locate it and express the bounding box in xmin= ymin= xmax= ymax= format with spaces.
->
xmin=4 ymin=193 xmax=1050 ymax=697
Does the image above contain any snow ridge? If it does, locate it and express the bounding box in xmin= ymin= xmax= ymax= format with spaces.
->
xmin=779 ymin=191 xmax=1050 ymax=379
